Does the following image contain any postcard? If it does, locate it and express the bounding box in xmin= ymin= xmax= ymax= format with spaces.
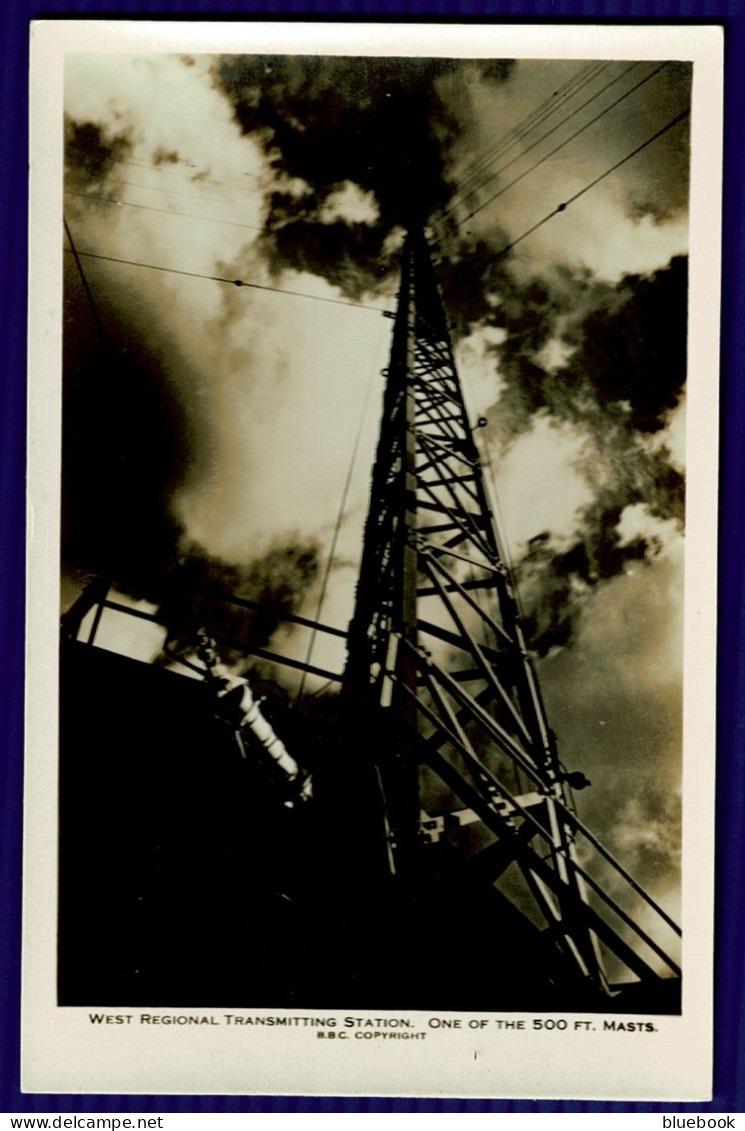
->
xmin=24 ymin=20 xmax=722 ymax=1099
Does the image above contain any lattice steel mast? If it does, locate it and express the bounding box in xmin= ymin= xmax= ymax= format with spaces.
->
xmin=344 ymin=229 xmax=680 ymax=1003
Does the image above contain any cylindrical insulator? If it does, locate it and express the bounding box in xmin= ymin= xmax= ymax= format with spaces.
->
xmin=200 ymin=652 xmax=312 ymax=803
xmin=216 ymin=675 xmax=301 ymax=782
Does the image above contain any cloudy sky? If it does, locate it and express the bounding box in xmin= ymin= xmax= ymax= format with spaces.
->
xmin=61 ymin=51 xmax=691 ymax=955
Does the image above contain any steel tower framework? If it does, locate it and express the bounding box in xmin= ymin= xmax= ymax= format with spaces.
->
xmin=344 ymin=230 xmax=681 ymax=1002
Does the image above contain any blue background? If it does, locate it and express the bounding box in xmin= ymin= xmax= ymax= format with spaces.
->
xmin=2 ymin=0 xmax=743 ymax=1113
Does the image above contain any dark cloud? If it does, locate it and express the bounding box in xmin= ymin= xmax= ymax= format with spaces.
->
xmin=64 ymin=115 xmax=133 ymax=190
xmin=563 ymin=256 xmax=688 ymax=434
xmin=63 ymin=116 xmax=193 ymax=601
xmin=516 ymin=477 xmax=680 ymax=656
xmin=157 ymin=538 xmax=320 ymax=668
xmin=212 ymin=55 xmax=515 ymax=296
xmin=62 ymin=253 xmax=321 ymax=666
xmin=259 ymin=212 xmax=395 ymax=301
xmin=489 ymin=256 xmax=687 ymax=440
xmin=432 ymin=234 xmax=514 ymax=337
xmin=627 ymin=191 xmax=683 ymax=227
xmin=61 ymin=259 xmax=190 ymax=598
xmin=62 ymin=204 xmax=322 ymax=665
xmin=152 ymin=146 xmax=181 ymax=166
xmin=62 ymin=111 xmax=326 ymax=632
xmin=470 ymin=257 xmax=689 ymax=654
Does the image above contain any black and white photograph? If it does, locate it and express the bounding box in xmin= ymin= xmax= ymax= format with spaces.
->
xmin=23 ymin=21 xmax=722 ymax=1099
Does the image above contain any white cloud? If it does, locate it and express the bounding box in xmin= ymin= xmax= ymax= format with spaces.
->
xmin=486 ymin=412 xmax=595 ymax=554
xmin=319 ymin=180 xmax=379 ymax=225
xmin=65 ymin=54 xmax=265 ymax=185
xmin=454 ymin=323 xmax=507 ymax=418
xmin=616 ymin=502 xmax=682 ymax=555
xmin=643 ymin=392 xmax=687 ymax=474
xmin=535 ymin=336 xmax=573 ymax=373
xmin=172 ymin=279 xmax=391 ymax=567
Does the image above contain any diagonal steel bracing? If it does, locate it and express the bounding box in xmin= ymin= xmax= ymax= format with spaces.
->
xmin=344 ymin=229 xmax=680 ymax=1001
